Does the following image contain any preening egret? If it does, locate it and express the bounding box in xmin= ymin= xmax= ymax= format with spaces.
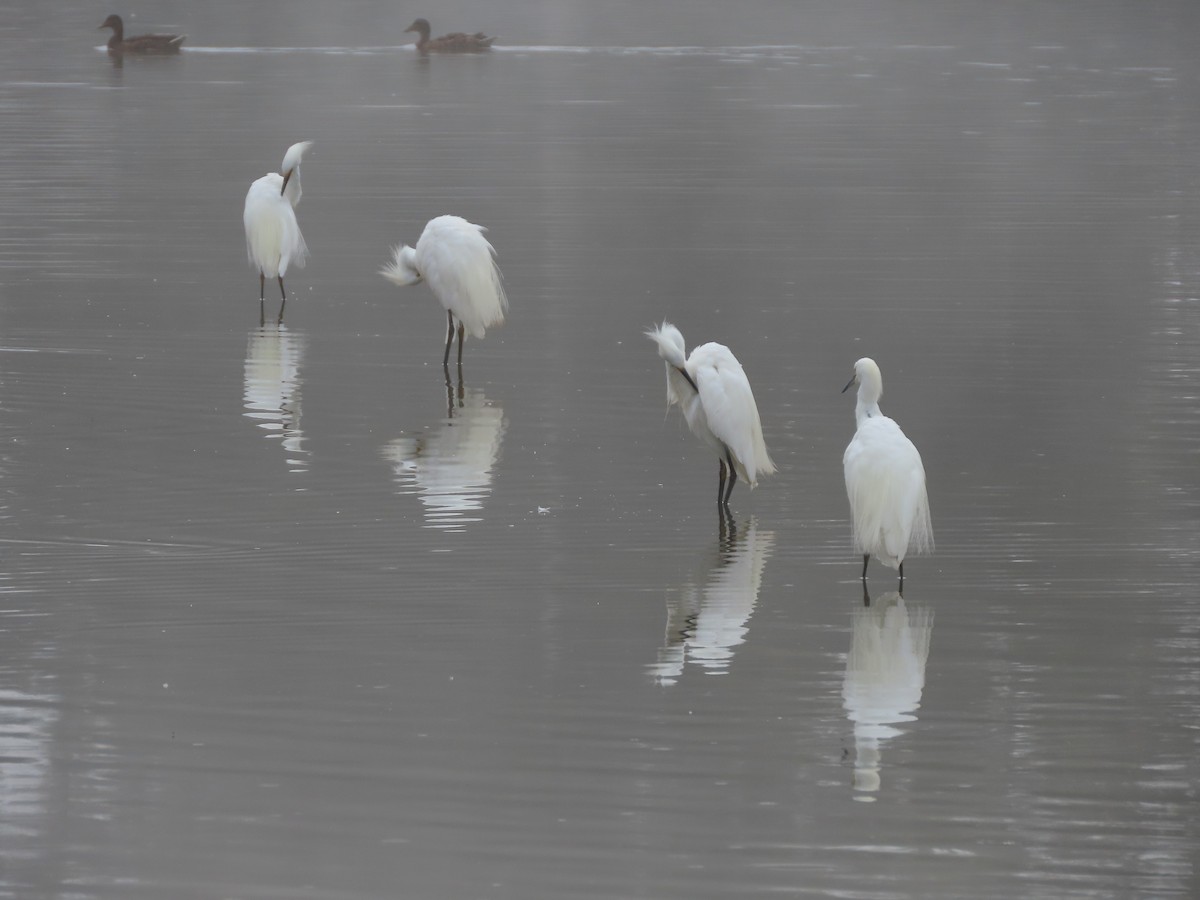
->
xmin=98 ymin=14 xmax=184 ymax=53
xmin=842 ymin=358 xmax=933 ymax=583
xmin=404 ymin=18 xmax=496 ymax=54
xmin=243 ymin=141 xmax=313 ymax=326
xmin=380 ymin=215 xmax=507 ymax=366
xmin=646 ymin=322 xmax=775 ymax=510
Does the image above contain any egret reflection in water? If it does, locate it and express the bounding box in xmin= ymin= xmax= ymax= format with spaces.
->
xmin=382 ymin=370 xmax=506 ymax=531
xmin=649 ymin=519 xmax=775 ymax=685
xmin=841 ymin=588 xmax=934 ymax=799
xmin=242 ymin=325 xmax=307 ymax=473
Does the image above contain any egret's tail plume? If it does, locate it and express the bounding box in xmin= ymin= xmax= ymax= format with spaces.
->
xmin=380 ymin=245 xmax=421 ymax=286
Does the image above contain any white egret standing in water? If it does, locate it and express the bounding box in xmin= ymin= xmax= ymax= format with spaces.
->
xmin=380 ymin=215 xmax=507 ymax=366
xmin=842 ymin=358 xmax=933 ymax=583
xmin=646 ymin=322 xmax=775 ymax=510
xmin=243 ymin=141 xmax=313 ymax=325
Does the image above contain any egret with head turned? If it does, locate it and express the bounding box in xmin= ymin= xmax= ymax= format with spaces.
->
xmin=646 ymin=322 xmax=775 ymax=511
xmin=380 ymin=215 xmax=507 ymax=367
xmin=842 ymin=357 xmax=933 ymax=583
xmin=243 ymin=141 xmax=313 ymax=325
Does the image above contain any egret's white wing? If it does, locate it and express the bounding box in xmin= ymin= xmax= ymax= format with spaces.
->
xmin=690 ymin=342 xmax=773 ymax=486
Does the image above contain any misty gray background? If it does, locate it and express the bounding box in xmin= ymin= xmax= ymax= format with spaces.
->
xmin=1 ymin=1 xmax=1198 ymax=898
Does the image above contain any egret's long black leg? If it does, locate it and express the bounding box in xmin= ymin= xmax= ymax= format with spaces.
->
xmin=898 ymin=560 xmax=905 ymax=588
xmin=718 ymin=501 xmax=734 ymax=540
xmin=861 ymin=554 xmax=870 ymax=581
xmin=723 ymin=450 xmax=738 ymax=506
xmin=276 ymin=276 xmax=287 ymax=324
xmin=443 ymin=311 xmax=455 ymax=366
xmin=259 ymin=272 xmax=266 ymax=326
xmin=456 ymin=323 xmax=466 ymax=366
xmin=717 ymin=460 xmax=727 ymax=506
xmin=862 ymin=581 xmax=872 ymax=607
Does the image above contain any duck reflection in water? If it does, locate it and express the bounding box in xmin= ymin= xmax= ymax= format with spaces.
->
xmin=649 ymin=519 xmax=775 ymax=685
xmin=841 ymin=586 xmax=933 ymax=799
xmin=382 ymin=367 xmax=506 ymax=532
xmin=243 ymin=325 xmax=307 ymax=473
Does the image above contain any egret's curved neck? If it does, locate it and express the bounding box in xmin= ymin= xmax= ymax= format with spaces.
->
xmin=380 ymin=245 xmax=422 ymax=286
xmin=855 ymin=397 xmax=882 ymax=427
xmin=282 ymin=167 xmax=302 ymax=207
xmin=855 ymin=377 xmax=883 ymax=427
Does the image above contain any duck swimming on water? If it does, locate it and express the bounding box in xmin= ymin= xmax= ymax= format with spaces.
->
xmin=98 ymin=14 xmax=185 ymax=54
xmin=404 ymin=18 xmax=495 ymax=54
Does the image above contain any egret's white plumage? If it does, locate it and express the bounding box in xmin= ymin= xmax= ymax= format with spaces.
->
xmin=380 ymin=215 xmax=507 ymax=366
xmin=842 ymin=358 xmax=933 ymax=581
xmin=243 ymin=141 xmax=313 ymax=324
xmin=647 ymin=322 xmax=775 ymax=508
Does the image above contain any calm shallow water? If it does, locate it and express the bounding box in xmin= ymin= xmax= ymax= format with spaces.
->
xmin=2 ymin=2 xmax=1198 ymax=898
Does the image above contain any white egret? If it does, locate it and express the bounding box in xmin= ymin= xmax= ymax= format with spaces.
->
xmin=243 ymin=141 xmax=313 ymax=325
xmin=380 ymin=215 xmax=507 ymax=367
xmin=842 ymin=358 xmax=933 ymax=582
xmin=646 ymin=322 xmax=775 ymax=509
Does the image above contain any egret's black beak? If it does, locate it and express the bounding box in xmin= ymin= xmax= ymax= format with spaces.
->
xmin=841 ymin=376 xmax=856 ymax=394
xmin=677 ymin=366 xmax=699 ymax=394
xmin=280 ymin=170 xmax=293 ymax=196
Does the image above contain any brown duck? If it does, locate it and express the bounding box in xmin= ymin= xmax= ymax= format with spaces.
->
xmin=98 ymin=14 xmax=185 ymax=54
xmin=404 ymin=18 xmax=495 ymax=54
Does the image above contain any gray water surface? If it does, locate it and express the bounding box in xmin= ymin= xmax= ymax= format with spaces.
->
xmin=2 ymin=2 xmax=1198 ymax=898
